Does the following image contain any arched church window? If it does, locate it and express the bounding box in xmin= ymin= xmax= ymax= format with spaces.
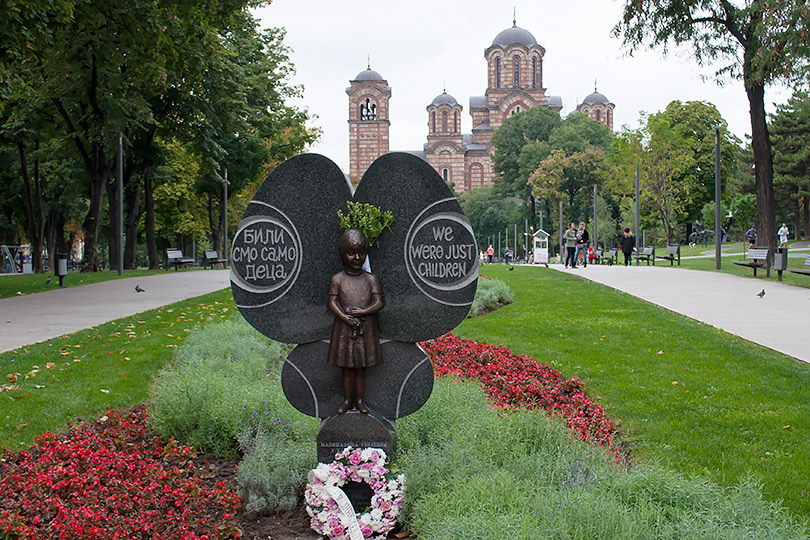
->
xmin=513 ymin=55 xmax=520 ymax=88
xmin=596 ymin=110 xmax=601 ymax=121
xmin=496 ymin=58 xmax=501 ymax=88
xmin=532 ymin=58 xmax=537 ymax=88
xmin=442 ymin=111 xmax=447 ymax=133
xmin=431 ymin=111 xmax=436 ymax=134
xmin=510 ymin=105 xmax=522 ymax=116
xmin=360 ymin=98 xmax=377 ymax=121
xmin=442 ymin=168 xmax=449 ymax=182
xmin=454 ymin=111 xmax=459 ymax=133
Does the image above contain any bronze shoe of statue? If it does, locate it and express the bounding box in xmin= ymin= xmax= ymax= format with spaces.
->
xmin=354 ymin=399 xmax=369 ymax=414
xmin=336 ymin=398 xmax=353 ymax=415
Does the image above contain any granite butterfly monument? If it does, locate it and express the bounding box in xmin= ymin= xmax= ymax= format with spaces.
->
xmin=230 ymin=152 xmax=478 ymax=508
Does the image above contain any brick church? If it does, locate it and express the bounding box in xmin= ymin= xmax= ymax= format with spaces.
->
xmin=346 ymin=20 xmax=614 ymax=194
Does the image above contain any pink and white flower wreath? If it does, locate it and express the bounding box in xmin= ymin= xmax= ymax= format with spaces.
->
xmin=305 ymin=446 xmax=406 ymax=540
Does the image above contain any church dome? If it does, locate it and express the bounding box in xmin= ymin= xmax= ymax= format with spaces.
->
xmin=491 ymin=24 xmax=537 ymax=48
xmin=431 ymin=91 xmax=458 ymax=107
xmin=354 ymin=68 xmax=384 ymax=81
xmin=583 ymin=91 xmax=610 ymax=105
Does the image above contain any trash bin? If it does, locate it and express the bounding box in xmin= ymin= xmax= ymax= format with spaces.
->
xmin=774 ymin=247 xmax=788 ymax=281
xmin=56 ymin=254 xmax=68 ymax=287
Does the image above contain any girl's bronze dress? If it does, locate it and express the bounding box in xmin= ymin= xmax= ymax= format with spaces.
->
xmin=327 ymin=270 xmax=382 ymax=368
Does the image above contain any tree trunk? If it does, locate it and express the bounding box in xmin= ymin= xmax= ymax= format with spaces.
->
xmin=745 ymin=82 xmax=776 ymax=256
xmin=123 ymin=174 xmax=143 ymax=269
xmin=106 ymin=177 xmax=120 ymax=272
xmin=803 ymin=194 xmax=809 ymax=239
xmin=18 ymin=138 xmax=45 ymax=273
xmin=795 ymin=190 xmax=802 ymax=241
xmin=208 ymin=194 xmax=223 ymax=256
xmin=144 ymin=167 xmax=160 ymax=270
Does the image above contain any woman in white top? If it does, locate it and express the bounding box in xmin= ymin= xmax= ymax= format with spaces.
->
xmin=777 ymin=223 xmax=789 ymax=247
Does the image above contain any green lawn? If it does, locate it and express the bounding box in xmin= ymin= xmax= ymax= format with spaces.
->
xmin=460 ymin=265 xmax=810 ymax=520
xmin=0 ymin=268 xmax=189 ymax=299
xmin=0 ymin=288 xmax=236 ymax=450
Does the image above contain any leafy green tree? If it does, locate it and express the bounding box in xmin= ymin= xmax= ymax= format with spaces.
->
xmin=614 ymin=0 xmax=810 ymax=251
xmin=661 ymin=101 xmax=741 ymax=232
xmin=490 ymin=107 xmax=562 ymax=221
xmin=457 ymin=186 xmax=530 ymax=251
xmin=770 ymin=90 xmax=810 ymax=239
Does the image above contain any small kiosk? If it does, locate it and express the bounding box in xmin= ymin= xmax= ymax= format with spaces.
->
xmin=531 ymin=229 xmax=550 ymax=267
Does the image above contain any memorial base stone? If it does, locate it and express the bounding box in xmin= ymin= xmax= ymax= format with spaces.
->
xmin=317 ymin=411 xmax=395 ymax=464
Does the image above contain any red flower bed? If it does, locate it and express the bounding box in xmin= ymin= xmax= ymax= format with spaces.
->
xmin=0 ymin=406 xmax=241 ymax=539
xmin=421 ymin=333 xmax=625 ymax=461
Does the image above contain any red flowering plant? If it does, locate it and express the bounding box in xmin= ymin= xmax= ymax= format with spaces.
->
xmin=420 ymin=333 xmax=626 ymax=462
xmin=0 ymin=406 xmax=241 ymax=540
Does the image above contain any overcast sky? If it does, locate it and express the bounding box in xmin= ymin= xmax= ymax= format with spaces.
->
xmin=253 ymin=0 xmax=792 ymax=174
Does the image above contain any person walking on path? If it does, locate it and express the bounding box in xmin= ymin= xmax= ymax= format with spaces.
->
xmin=574 ymin=221 xmax=589 ymax=268
xmin=745 ymin=225 xmax=757 ymax=249
xmin=486 ymin=244 xmax=494 ymax=264
xmin=778 ymin=223 xmax=789 ymax=247
xmin=563 ymin=222 xmax=578 ymax=268
xmin=620 ymin=227 xmax=635 ymax=266
xmin=503 ymin=246 xmax=512 ymax=265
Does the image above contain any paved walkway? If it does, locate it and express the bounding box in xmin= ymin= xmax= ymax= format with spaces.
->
xmin=3 ymin=266 xmax=809 ymax=364
xmin=551 ymin=264 xmax=810 ymax=364
xmin=0 ymin=270 xmax=230 ymax=353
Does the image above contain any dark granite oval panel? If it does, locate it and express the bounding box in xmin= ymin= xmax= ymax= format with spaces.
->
xmin=282 ymin=340 xmax=434 ymax=420
xmin=354 ymin=152 xmax=478 ymax=342
xmin=230 ymin=154 xmax=352 ymax=344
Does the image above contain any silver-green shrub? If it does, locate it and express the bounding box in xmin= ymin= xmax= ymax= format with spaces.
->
xmin=149 ymin=318 xmax=317 ymax=458
xmin=397 ymin=379 xmax=807 ymax=540
xmin=468 ymin=277 xmax=513 ymax=317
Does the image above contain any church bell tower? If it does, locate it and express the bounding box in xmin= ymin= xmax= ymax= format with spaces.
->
xmin=347 ymin=65 xmax=391 ymax=180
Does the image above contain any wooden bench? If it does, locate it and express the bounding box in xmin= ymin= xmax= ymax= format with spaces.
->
xmin=634 ymin=246 xmax=655 ymax=265
xmin=656 ymin=244 xmax=681 ymax=266
xmin=594 ymin=248 xmax=615 ymax=265
xmin=165 ymin=248 xmax=195 ymax=271
xmin=203 ymin=249 xmax=227 ymax=269
xmin=788 ymin=255 xmax=810 ymax=276
xmin=731 ymin=247 xmax=770 ymax=277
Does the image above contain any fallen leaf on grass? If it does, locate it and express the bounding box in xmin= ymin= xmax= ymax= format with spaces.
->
xmin=657 ymin=350 xmax=664 ymax=355
xmin=16 ymin=423 xmax=27 ymax=429
xmin=45 ymin=362 xmax=56 ymax=369
xmin=100 ymin=389 xmax=110 ymax=394
xmin=671 ymin=381 xmax=679 ymax=385
xmin=0 ymin=385 xmax=21 ymax=392
xmin=33 ymin=385 xmax=45 ymax=389
xmin=783 ymin=425 xmax=793 ymax=430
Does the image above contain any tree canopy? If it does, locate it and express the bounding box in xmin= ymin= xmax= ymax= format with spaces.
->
xmin=613 ymin=0 xmax=810 ymax=250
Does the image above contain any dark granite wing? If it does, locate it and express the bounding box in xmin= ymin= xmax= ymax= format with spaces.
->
xmin=230 ymin=154 xmax=352 ymax=344
xmin=353 ymin=152 xmax=478 ymax=342
xmin=282 ymin=340 xmax=434 ymax=419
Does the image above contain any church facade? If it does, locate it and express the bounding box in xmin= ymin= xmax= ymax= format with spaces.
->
xmin=347 ymin=21 xmax=614 ymax=193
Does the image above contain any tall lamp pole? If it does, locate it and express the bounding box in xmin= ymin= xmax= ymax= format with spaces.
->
xmin=715 ymin=127 xmax=722 ymax=270
xmin=223 ymin=168 xmax=229 ymax=267
xmin=117 ymin=132 xmax=123 ymax=276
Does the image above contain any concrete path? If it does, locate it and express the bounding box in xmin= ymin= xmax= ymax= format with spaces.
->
xmin=550 ymin=264 xmax=810 ymax=364
xmin=0 ymin=270 xmax=230 ymax=353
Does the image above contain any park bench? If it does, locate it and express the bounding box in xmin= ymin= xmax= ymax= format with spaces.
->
xmin=606 ymin=248 xmax=617 ymax=265
xmin=594 ymin=248 xmax=615 ymax=265
xmin=731 ymin=247 xmax=770 ymax=277
xmin=203 ymin=249 xmax=227 ymax=269
xmin=634 ymin=246 xmax=655 ymax=265
xmin=656 ymin=244 xmax=681 ymax=266
xmin=165 ymin=248 xmax=195 ymax=271
xmin=787 ymin=255 xmax=810 ymax=277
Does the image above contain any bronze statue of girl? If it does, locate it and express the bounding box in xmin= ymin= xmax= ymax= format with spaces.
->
xmin=328 ymin=229 xmax=383 ymax=414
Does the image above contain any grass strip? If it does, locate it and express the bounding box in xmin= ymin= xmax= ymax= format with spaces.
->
xmin=0 ymin=288 xmax=236 ymax=450
xmin=460 ymin=265 xmax=810 ymax=519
